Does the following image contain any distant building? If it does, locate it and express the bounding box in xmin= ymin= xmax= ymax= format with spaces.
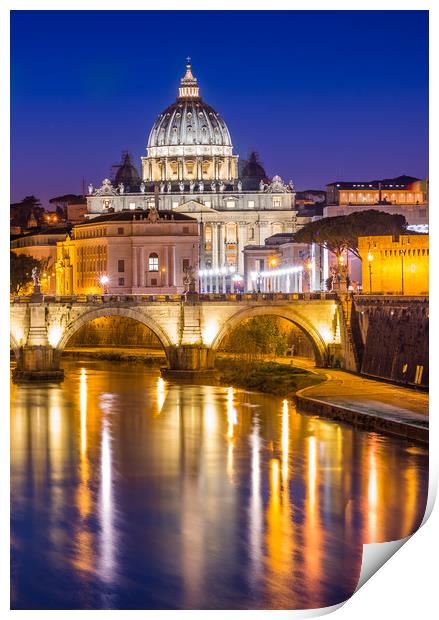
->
xmin=66 ymin=203 xmax=87 ymax=224
xmin=243 ymin=233 xmax=323 ymax=293
xmin=295 ymin=189 xmax=326 ymax=207
xmin=326 ymin=175 xmax=427 ymax=206
xmin=358 ymin=234 xmax=429 ymax=295
xmin=11 ymin=226 xmax=71 ymax=293
xmin=55 ymin=208 xmax=199 ymax=295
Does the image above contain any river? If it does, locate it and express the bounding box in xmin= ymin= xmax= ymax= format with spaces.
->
xmin=10 ymin=359 xmax=428 ymax=610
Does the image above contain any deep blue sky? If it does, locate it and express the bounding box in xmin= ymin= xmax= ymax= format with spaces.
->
xmin=11 ymin=10 xmax=428 ymax=207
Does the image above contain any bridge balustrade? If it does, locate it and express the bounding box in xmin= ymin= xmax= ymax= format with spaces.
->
xmin=11 ymin=291 xmax=339 ymax=305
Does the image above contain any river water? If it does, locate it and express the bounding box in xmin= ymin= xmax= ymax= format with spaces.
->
xmin=11 ymin=360 xmax=428 ymax=610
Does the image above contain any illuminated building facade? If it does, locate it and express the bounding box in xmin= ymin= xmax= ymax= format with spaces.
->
xmin=85 ymin=61 xmax=299 ymax=289
xmin=326 ymin=175 xmax=428 ymax=206
xmin=243 ymin=233 xmax=323 ymax=293
xmin=55 ymin=209 xmax=199 ymax=295
xmin=358 ymin=234 xmax=429 ymax=295
xmin=11 ymin=227 xmax=70 ymax=294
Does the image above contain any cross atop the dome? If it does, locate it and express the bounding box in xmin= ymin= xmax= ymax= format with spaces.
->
xmin=179 ymin=57 xmax=199 ymax=98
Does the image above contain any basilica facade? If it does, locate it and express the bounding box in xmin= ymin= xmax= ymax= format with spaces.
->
xmin=86 ymin=60 xmax=311 ymax=292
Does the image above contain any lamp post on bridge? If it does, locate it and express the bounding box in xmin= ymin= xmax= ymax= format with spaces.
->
xmin=100 ymin=274 xmax=109 ymax=294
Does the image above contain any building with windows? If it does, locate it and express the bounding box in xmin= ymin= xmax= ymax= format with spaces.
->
xmin=55 ymin=208 xmax=199 ymax=295
xmin=85 ymin=60 xmax=301 ymax=291
xmin=326 ymin=175 xmax=428 ymax=206
xmin=11 ymin=226 xmax=71 ymax=293
xmin=243 ymin=233 xmax=324 ymax=293
xmin=358 ymin=234 xmax=429 ymax=295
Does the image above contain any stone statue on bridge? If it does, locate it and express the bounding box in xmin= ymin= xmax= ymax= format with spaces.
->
xmin=183 ymin=265 xmax=197 ymax=295
xmin=31 ymin=267 xmax=41 ymax=295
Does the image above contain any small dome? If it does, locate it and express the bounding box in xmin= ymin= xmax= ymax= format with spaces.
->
xmin=241 ymin=151 xmax=269 ymax=190
xmin=147 ymin=61 xmax=232 ymax=149
xmin=113 ymin=152 xmax=140 ymax=191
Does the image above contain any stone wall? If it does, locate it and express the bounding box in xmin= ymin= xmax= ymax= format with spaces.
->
xmin=354 ymin=297 xmax=428 ymax=387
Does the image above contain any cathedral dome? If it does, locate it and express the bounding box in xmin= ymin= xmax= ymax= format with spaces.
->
xmin=147 ymin=60 xmax=232 ymax=149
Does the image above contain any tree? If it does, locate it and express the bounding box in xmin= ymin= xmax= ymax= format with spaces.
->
xmin=294 ymin=210 xmax=407 ymax=260
xmin=10 ymin=195 xmax=44 ymax=228
xmin=10 ymin=252 xmax=41 ymax=295
xmin=223 ymin=316 xmax=288 ymax=360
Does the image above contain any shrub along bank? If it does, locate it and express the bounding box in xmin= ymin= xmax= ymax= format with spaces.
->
xmin=215 ymin=356 xmax=324 ymax=396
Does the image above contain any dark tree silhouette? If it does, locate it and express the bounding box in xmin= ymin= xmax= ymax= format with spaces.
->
xmin=10 ymin=252 xmax=42 ymax=295
xmin=10 ymin=195 xmax=44 ymax=228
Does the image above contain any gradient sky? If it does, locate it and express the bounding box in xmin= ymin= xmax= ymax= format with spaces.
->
xmin=11 ymin=10 xmax=428 ymax=207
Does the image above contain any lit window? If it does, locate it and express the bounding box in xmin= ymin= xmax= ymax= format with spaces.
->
xmin=248 ymin=200 xmax=255 ymax=208
xmin=172 ymin=201 xmax=179 ymax=209
xmin=149 ymin=253 xmax=159 ymax=272
xmin=205 ymin=201 xmax=211 ymax=208
xmin=272 ymin=196 xmax=282 ymax=208
xmin=129 ymin=202 xmax=136 ymax=210
xmin=227 ymin=201 xmax=235 ymax=209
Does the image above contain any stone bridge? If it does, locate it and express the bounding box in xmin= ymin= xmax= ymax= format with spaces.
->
xmin=10 ymin=292 xmax=346 ymax=382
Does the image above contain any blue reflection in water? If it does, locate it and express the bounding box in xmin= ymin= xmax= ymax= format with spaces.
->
xmin=10 ymin=360 xmax=428 ymax=610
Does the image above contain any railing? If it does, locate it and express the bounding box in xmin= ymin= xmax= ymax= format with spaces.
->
xmin=12 ymin=291 xmax=339 ymax=304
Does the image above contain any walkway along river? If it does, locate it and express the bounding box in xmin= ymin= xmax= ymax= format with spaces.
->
xmin=10 ymin=359 xmax=428 ymax=610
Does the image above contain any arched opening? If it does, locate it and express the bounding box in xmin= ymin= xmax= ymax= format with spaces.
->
xmin=57 ymin=307 xmax=172 ymax=367
xmin=211 ymin=307 xmax=328 ymax=367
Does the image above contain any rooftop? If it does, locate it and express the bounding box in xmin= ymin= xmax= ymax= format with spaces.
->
xmin=79 ymin=209 xmax=197 ymax=226
xmin=327 ymin=175 xmax=421 ymax=190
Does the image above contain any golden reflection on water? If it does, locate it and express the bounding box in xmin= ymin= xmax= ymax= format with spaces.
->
xmin=74 ymin=368 xmax=93 ymax=574
xmin=156 ymin=377 xmax=166 ymax=415
xmin=10 ymin=362 xmax=429 ymax=610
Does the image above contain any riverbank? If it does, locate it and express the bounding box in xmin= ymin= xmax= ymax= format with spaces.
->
xmin=215 ymin=356 xmax=324 ymax=396
xmin=294 ymin=367 xmax=429 ymax=444
xmin=64 ymin=347 xmax=166 ymax=365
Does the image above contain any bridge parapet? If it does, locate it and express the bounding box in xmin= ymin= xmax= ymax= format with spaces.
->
xmin=12 ymin=291 xmax=339 ymax=305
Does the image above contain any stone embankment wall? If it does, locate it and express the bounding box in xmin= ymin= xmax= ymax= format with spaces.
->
xmin=354 ymin=296 xmax=428 ymax=387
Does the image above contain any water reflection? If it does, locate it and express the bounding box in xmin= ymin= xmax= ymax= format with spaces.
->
xmin=10 ymin=360 xmax=429 ymax=610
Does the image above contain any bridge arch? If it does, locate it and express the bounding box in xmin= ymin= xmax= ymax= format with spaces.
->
xmin=210 ymin=305 xmax=330 ymax=366
xmin=57 ymin=305 xmax=174 ymax=353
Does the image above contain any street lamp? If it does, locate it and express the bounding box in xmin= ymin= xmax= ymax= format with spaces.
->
xmin=269 ymin=257 xmax=277 ymax=292
xmin=367 ymin=252 xmax=374 ymax=293
xmin=100 ymin=274 xmax=109 ymax=294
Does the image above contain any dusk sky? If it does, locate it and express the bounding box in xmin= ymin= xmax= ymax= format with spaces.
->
xmin=11 ymin=10 xmax=428 ymax=207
